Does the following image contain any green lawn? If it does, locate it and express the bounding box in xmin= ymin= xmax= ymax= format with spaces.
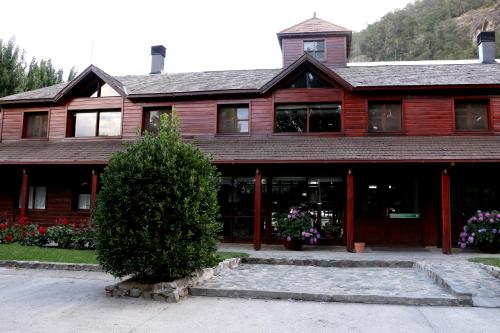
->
xmin=0 ymin=243 xmax=248 ymax=265
xmin=469 ymin=257 xmax=500 ymax=268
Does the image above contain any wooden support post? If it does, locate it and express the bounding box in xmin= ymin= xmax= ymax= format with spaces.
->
xmin=254 ymin=169 xmax=262 ymax=251
xmin=441 ymin=169 xmax=452 ymax=254
xmin=265 ymin=176 xmax=273 ymax=244
xmin=346 ymin=169 xmax=354 ymax=252
xmin=91 ymin=169 xmax=98 ymax=208
xmin=20 ymin=169 xmax=29 ymax=217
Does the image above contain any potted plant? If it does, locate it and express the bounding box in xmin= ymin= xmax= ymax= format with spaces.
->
xmin=458 ymin=210 xmax=499 ymax=253
xmin=274 ymin=206 xmax=321 ymax=250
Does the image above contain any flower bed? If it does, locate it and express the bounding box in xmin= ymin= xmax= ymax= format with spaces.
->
xmin=458 ymin=210 xmax=499 ymax=253
xmin=0 ymin=215 xmax=95 ymax=250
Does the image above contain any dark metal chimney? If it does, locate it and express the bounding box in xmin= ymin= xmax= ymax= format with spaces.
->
xmin=477 ymin=31 xmax=496 ymax=64
xmin=150 ymin=45 xmax=166 ymax=74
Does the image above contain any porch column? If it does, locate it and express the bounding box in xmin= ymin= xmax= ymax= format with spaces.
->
xmin=254 ymin=169 xmax=262 ymax=250
xmin=346 ymin=169 xmax=354 ymax=252
xmin=91 ymin=169 xmax=98 ymax=208
xmin=20 ymin=169 xmax=29 ymax=217
xmin=441 ymin=169 xmax=452 ymax=254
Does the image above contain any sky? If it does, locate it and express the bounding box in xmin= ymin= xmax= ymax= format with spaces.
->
xmin=0 ymin=0 xmax=415 ymax=76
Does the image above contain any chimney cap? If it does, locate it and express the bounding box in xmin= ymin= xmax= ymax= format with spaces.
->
xmin=477 ymin=31 xmax=495 ymax=45
xmin=151 ymin=45 xmax=166 ymax=57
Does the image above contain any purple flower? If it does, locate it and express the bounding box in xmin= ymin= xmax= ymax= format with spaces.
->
xmin=316 ymin=234 xmax=321 ymax=239
xmin=463 ymin=226 xmax=468 ymax=232
xmin=493 ymin=229 xmax=497 ymax=234
xmin=496 ymin=214 xmax=500 ymax=219
xmin=309 ymin=228 xmax=315 ymax=233
xmin=286 ymin=236 xmax=292 ymax=241
xmin=459 ymin=231 xmax=467 ymax=238
xmin=300 ymin=212 xmax=305 ymax=217
xmin=303 ymin=232 xmax=310 ymax=238
xmin=468 ymin=236 xmax=474 ymax=243
xmin=485 ymin=212 xmax=491 ymax=218
xmin=490 ymin=218 xmax=495 ymax=223
xmin=460 ymin=243 xmax=466 ymax=249
xmin=309 ymin=238 xmax=314 ymax=244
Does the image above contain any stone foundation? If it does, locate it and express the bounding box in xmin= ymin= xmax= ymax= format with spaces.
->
xmin=105 ymin=257 xmax=241 ymax=302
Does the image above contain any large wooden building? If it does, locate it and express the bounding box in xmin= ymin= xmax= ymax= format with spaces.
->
xmin=1 ymin=17 xmax=500 ymax=253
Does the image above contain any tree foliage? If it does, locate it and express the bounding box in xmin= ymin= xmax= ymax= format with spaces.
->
xmin=93 ymin=112 xmax=221 ymax=282
xmin=351 ymin=0 xmax=499 ymax=62
xmin=0 ymin=37 xmax=74 ymax=97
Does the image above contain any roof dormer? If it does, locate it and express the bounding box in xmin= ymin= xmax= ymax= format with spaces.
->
xmin=277 ymin=15 xmax=352 ymax=68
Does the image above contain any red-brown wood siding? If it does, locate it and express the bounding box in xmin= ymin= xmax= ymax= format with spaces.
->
xmin=405 ymin=96 xmax=454 ymax=136
xmin=282 ymin=36 xmax=347 ymax=68
xmin=343 ymin=91 xmax=367 ymax=136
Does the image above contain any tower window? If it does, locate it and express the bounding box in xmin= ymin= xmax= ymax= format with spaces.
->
xmin=304 ymin=41 xmax=325 ymax=61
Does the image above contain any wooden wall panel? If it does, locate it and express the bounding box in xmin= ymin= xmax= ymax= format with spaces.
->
xmin=251 ymin=96 xmax=273 ymax=134
xmin=66 ymin=97 xmax=122 ymax=110
xmin=405 ymin=96 xmax=454 ymax=136
xmin=343 ymin=91 xmax=367 ymax=136
xmin=1 ymin=108 xmax=23 ymax=140
xmin=48 ymin=107 xmax=67 ymax=139
xmin=282 ymin=36 xmax=347 ymax=68
xmin=122 ymin=99 xmax=142 ymax=138
xmin=273 ymin=88 xmax=342 ymax=104
xmin=490 ymin=96 xmax=500 ymax=132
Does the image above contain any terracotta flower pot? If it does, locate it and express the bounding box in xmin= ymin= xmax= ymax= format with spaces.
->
xmin=354 ymin=242 xmax=365 ymax=253
xmin=478 ymin=243 xmax=499 ymax=254
xmin=284 ymin=238 xmax=303 ymax=251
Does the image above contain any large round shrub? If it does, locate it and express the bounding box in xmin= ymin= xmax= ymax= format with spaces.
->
xmin=93 ymin=113 xmax=221 ymax=281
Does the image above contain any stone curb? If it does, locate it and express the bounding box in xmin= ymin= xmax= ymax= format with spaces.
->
xmin=477 ymin=263 xmax=500 ymax=280
xmin=243 ymin=257 xmax=414 ymax=268
xmin=105 ymin=257 xmax=241 ymax=303
xmin=0 ymin=260 xmax=102 ymax=272
xmin=413 ymin=262 xmax=473 ymax=306
xmin=190 ymin=287 xmax=464 ymax=307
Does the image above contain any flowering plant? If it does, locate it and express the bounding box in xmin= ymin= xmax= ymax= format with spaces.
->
xmin=458 ymin=210 xmax=500 ymax=250
xmin=274 ymin=206 xmax=321 ymax=244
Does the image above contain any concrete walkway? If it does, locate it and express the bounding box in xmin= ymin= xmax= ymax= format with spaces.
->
xmin=1 ymin=267 xmax=500 ymax=333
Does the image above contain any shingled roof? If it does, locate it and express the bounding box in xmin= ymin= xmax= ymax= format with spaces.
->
xmin=278 ymin=17 xmax=350 ymax=34
xmin=2 ymin=136 xmax=499 ymax=164
xmin=2 ymin=59 xmax=500 ymax=104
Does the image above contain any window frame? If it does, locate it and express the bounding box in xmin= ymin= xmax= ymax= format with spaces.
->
xmin=22 ymin=110 xmax=49 ymax=139
xmin=273 ymin=103 xmax=342 ymax=134
xmin=453 ymin=97 xmax=491 ymax=133
xmin=142 ymin=106 xmax=173 ymax=134
xmin=303 ymin=40 xmax=326 ymax=61
xmin=18 ymin=185 xmax=47 ymax=211
xmin=367 ymin=100 xmax=404 ymax=134
xmin=216 ymin=103 xmax=251 ymax=135
xmin=67 ymin=109 xmax=122 ymax=138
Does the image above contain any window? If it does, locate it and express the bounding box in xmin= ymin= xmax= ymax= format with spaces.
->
xmin=74 ymin=178 xmax=91 ymax=210
xmin=23 ymin=112 xmax=48 ymax=138
xmin=90 ymin=82 xmax=120 ymax=97
xmin=455 ymin=100 xmax=488 ymax=131
xmin=287 ymin=71 xmax=330 ymax=88
xmin=217 ymin=105 xmax=249 ymax=134
xmin=70 ymin=109 xmax=121 ymax=137
xmin=304 ymin=40 xmax=325 ymax=60
xmin=18 ymin=186 xmax=47 ymax=210
xmin=368 ymin=101 xmax=402 ymax=132
xmin=143 ymin=107 xmax=172 ymax=134
xmin=275 ymin=104 xmax=341 ymax=133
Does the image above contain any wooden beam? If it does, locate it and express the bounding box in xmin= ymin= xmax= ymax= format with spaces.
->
xmin=346 ymin=169 xmax=354 ymax=252
xmin=254 ymin=169 xmax=262 ymax=251
xmin=91 ymin=169 xmax=98 ymax=208
xmin=441 ymin=169 xmax=452 ymax=254
xmin=20 ymin=169 xmax=29 ymax=217
xmin=265 ymin=176 xmax=273 ymax=244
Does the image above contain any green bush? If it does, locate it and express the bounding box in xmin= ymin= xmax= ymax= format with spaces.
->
xmin=93 ymin=112 xmax=221 ymax=282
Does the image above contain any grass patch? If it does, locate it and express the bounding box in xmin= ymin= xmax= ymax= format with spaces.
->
xmin=0 ymin=243 xmax=97 ymax=264
xmin=469 ymin=257 xmax=500 ymax=268
xmin=0 ymin=244 xmax=248 ymax=265
xmin=216 ymin=251 xmax=249 ymax=261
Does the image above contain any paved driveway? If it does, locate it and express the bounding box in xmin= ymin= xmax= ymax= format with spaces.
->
xmin=1 ymin=267 xmax=500 ymax=333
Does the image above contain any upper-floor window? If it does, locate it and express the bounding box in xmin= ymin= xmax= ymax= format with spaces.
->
xmin=287 ymin=71 xmax=329 ymax=89
xmin=455 ymin=100 xmax=489 ymax=131
xmin=218 ymin=105 xmax=249 ymax=134
xmin=90 ymin=82 xmax=120 ymax=98
xmin=304 ymin=40 xmax=325 ymax=61
xmin=69 ymin=109 xmax=121 ymax=137
xmin=23 ymin=112 xmax=48 ymax=138
xmin=275 ymin=104 xmax=341 ymax=133
xmin=368 ymin=101 xmax=402 ymax=132
xmin=143 ymin=106 xmax=172 ymax=134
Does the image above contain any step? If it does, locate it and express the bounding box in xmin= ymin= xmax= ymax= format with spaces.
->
xmin=191 ymin=264 xmax=471 ymax=307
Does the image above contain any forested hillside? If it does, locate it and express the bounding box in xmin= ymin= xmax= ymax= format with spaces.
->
xmin=350 ymin=0 xmax=500 ymax=62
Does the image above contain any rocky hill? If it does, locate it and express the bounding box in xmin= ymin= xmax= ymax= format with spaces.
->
xmin=350 ymin=0 xmax=500 ymax=62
